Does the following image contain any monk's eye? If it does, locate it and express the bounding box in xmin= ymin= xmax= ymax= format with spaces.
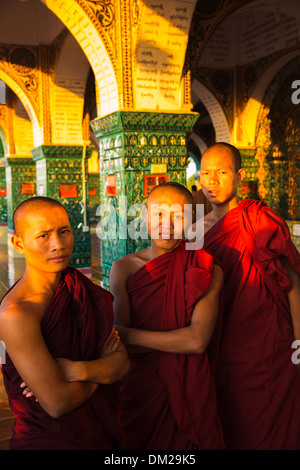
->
xmin=174 ymin=215 xmax=183 ymax=220
xmin=38 ymin=234 xmax=48 ymax=239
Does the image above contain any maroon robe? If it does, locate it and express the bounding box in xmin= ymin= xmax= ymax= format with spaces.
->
xmin=1 ymin=267 xmax=124 ymax=450
xmin=204 ymin=199 xmax=300 ymax=450
xmin=119 ymin=241 xmax=224 ymax=450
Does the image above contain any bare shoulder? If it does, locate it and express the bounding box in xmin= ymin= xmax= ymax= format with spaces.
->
xmin=0 ymin=297 xmax=41 ymax=343
xmin=110 ymin=248 xmax=151 ymax=285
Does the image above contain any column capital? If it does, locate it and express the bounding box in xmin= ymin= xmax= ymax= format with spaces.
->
xmin=91 ymin=110 xmax=199 ymax=138
xmin=2 ymin=156 xmax=35 ymax=167
xmin=30 ymin=145 xmax=94 ymax=161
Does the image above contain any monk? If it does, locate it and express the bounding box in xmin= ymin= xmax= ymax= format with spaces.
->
xmin=0 ymin=197 xmax=129 ymax=450
xmin=192 ymin=142 xmax=300 ymax=450
xmin=108 ymin=182 xmax=225 ymax=450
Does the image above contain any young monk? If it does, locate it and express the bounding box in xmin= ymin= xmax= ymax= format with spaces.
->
xmin=0 ymin=197 xmax=129 ymax=450
xmin=192 ymin=142 xmax=300 ymax=450
xmin=109 ymin=182 xmax=225 ymax=450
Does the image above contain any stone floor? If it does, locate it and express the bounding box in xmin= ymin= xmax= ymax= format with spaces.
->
xmin=0 ymin=230 xmax=103 ymax=449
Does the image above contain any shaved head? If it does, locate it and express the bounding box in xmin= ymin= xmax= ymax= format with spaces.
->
xmin=13 ymin=197 xmax=68 ymax=237
xmin=201 ymin=142 xmax=242 ymax=172
xmin=147 ymin=182 xmax=194 ymax=207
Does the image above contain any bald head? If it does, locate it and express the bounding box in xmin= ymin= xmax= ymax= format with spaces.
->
xmin=13 ymin=197 xmax=68 ymax=238
xmin=147 ymin=182 xmax=194 ymax=207
xmin=202 ymin=142 xmax=242 ymax=172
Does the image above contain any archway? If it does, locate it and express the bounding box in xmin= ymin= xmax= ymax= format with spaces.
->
xmin=0 ymin=71 xmax=42 ymax=147
xmin=191 ymin=79 xmax=231 ymax=143
xmin=255 ymin=57 xmax=300 ymax=219
xmin=41 ymin=0 xmax=119 ymax=116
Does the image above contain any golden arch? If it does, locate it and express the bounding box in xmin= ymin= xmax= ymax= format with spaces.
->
xmin=0 ymin=125 xmax=8 ymax=156
xmin=0 ymin=70 xmax=43 ymax=148
xmin=239 ymin=50 xmax=300 ymax=147
xmin=192 ymin=79 xmax=231 ymax=143
xmin=41 ymin=0 xmax=119 ymax=116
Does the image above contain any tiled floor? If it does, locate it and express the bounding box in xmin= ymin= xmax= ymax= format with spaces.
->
xmin=0 ymin=230 xmax=104 ymax=449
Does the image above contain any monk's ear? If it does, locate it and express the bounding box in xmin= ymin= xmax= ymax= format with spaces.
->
xmin=11 ymin=235 xmax=25 ymax=255
xmin=237 ymin=168 xmax=245 ymax=184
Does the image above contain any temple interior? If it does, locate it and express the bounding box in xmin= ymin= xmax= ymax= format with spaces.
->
xmin=0 ymin=0 xmax=299 ymax=449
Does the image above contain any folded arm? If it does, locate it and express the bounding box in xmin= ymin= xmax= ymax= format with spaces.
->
xmin=115 ymin=264 xmax=223 ymax=355
xmin=55 ymin=328 xmax=130 ymax=384
xmin=0 ymin=305 xmax=98 ymax=418
xmin=109 ymin=258 xmax=154 ymax=354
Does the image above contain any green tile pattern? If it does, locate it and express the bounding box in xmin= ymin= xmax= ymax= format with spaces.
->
xmin=31 ymin=145 xmax=94 ymax=269
xmin=91 ymin=111 xmax=199 ymax=287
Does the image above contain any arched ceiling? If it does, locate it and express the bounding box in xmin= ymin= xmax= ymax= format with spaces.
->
xmin=0 ymin=0 xmax=65 ymax=46
xmin=199 ymin=0 xmax=300 ymax=68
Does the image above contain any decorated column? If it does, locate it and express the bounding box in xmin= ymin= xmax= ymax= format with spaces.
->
xmin=0 ymin=164 xmax=8 ymax=244
xmin=4 ymin=157 xmax=36 ymax=256
xmin=91 ymin=110 xmax=199 ymax=288
xmin=31 ymin=145 xmax=94 ymax=277
xmin=237 ymin=148 xmax=260 ymax=201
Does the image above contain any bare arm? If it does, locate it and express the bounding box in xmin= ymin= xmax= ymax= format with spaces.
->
xmin=281 ymin=257 xmax=300 ymax=340
xmin=0 ymin=305 xmax=98 ymax=418
xmin=109 ymin=259 xmax=153 ymax=354
xmin=115 ymin=264 xmax=224 ymax=355
xmin=55 ymin=328 xmax=130 ymax=384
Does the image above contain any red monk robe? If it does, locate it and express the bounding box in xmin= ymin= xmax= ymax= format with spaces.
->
xmin=1 ymin=267 xmax=124 ymax=450
xmin=204 ymin=199 xmax=300 ymax=450
xmin=119 ymin=241 xmax=224 ymax=450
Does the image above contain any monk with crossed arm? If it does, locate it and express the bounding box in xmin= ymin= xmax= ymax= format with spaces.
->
xmin=0 ymin=197 xmax=129 ymax=450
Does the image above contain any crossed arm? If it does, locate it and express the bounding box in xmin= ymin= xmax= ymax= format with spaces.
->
xmin=0 ymin=305 xmax=129 ymax=418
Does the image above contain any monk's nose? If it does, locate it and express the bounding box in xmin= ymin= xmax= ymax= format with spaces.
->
xmin=50 ymin=233 xmax=65 ymax=251
xmin=209 ymin=173 xmax=219 ymax=184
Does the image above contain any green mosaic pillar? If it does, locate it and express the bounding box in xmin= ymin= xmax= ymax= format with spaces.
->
xmin=237 ymin=148 xmax=260 ymax=201
xmin=0 ymin=164 xmax=8 ymax=244
xmin=88 ymin=172 xmax=101 ymax=227
xmin=91 ymin=110 xmax=199 ymax=288
xmin=31 ymin=145 xmax=94 ymax=277
xmin=4 ymin=157 xmax=36 ymax=256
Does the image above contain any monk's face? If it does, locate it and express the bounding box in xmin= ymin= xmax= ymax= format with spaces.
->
xmin=200 ymin=147 xmax=243 ymax=205
xmin=147 ymin=187 xmax=192 ymax=250
xmin=13 ymin=205 xmax=74 ymax=273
